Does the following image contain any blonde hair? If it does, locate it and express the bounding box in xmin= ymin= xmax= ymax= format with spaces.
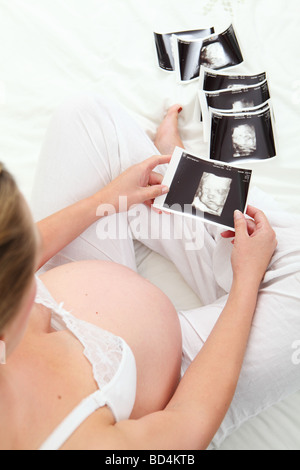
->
xmin=0 ymin=163 xmax=37 ymax=334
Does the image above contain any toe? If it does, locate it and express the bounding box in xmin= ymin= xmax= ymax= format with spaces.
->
xmin=168 ymin=104 xmax=182 ymax=115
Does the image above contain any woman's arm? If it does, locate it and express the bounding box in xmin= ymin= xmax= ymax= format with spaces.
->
xmin=107 ymin=207 xmax=278 ymax=450
xmin=36 ymin=155 xmax=170 ymax=270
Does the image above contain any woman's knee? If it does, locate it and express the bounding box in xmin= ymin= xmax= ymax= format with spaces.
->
xmin=53 ymin=92 xmax=115 ymax=126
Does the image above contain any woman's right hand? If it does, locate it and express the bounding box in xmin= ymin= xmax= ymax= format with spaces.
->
xmin=222 ymin=206 xmax=278 ymax=287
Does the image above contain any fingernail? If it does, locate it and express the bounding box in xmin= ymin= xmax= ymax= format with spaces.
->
xmin=152 ymin=207 xmax=162 ymax=214
xmin=234 ymin=210 xmax=244 ymax=220
xmin=162 ymin=185 xmax=169 ymax=194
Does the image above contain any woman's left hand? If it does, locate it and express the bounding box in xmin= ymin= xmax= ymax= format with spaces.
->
xmin=98 ymin=155 xmax=171 ymax=213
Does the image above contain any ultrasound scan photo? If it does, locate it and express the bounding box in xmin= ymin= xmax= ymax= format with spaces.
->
xmin=154 ymin=28 xmax=214 ymax=72
xmin=204 ymin=80 xmax=270 ymax=113
xmin=154 ymin=148 xmax=252 ymax=230
xmin=200 ymin=67 xmax=267 ymax=92
xmin=209 ymin=106 xmax=276 ymax=163
xmin=173 ymin=24 xmax=243 ymax=82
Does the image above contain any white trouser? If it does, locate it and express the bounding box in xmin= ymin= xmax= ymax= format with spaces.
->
xmin=31 ymin=94 xmax=300 ymax=448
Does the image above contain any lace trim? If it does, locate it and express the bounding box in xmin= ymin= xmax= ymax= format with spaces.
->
xmin=34 ymin=276 xmax=124 ymax=390
xmin=63 ymin=314 xmax=124 ymax=389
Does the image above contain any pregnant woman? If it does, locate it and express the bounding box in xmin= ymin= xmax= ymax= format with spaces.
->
xmin=0 ymin=95 xmax=299 ymax=450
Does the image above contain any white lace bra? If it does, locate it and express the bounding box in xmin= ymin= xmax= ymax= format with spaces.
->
xmin=35 ymin=276 xmax=137 ymax=450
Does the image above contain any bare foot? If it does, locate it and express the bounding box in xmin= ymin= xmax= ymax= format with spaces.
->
xmin=154 ymin=105 xmax=184 ymax=155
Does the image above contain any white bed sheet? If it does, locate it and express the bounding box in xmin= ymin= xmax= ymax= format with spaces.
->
xmin=0 ymin=0 xmax=299 ymax=450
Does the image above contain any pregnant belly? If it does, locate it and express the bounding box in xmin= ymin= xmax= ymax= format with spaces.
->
xmin=40 ymin=260 xmax=182 ymax=418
